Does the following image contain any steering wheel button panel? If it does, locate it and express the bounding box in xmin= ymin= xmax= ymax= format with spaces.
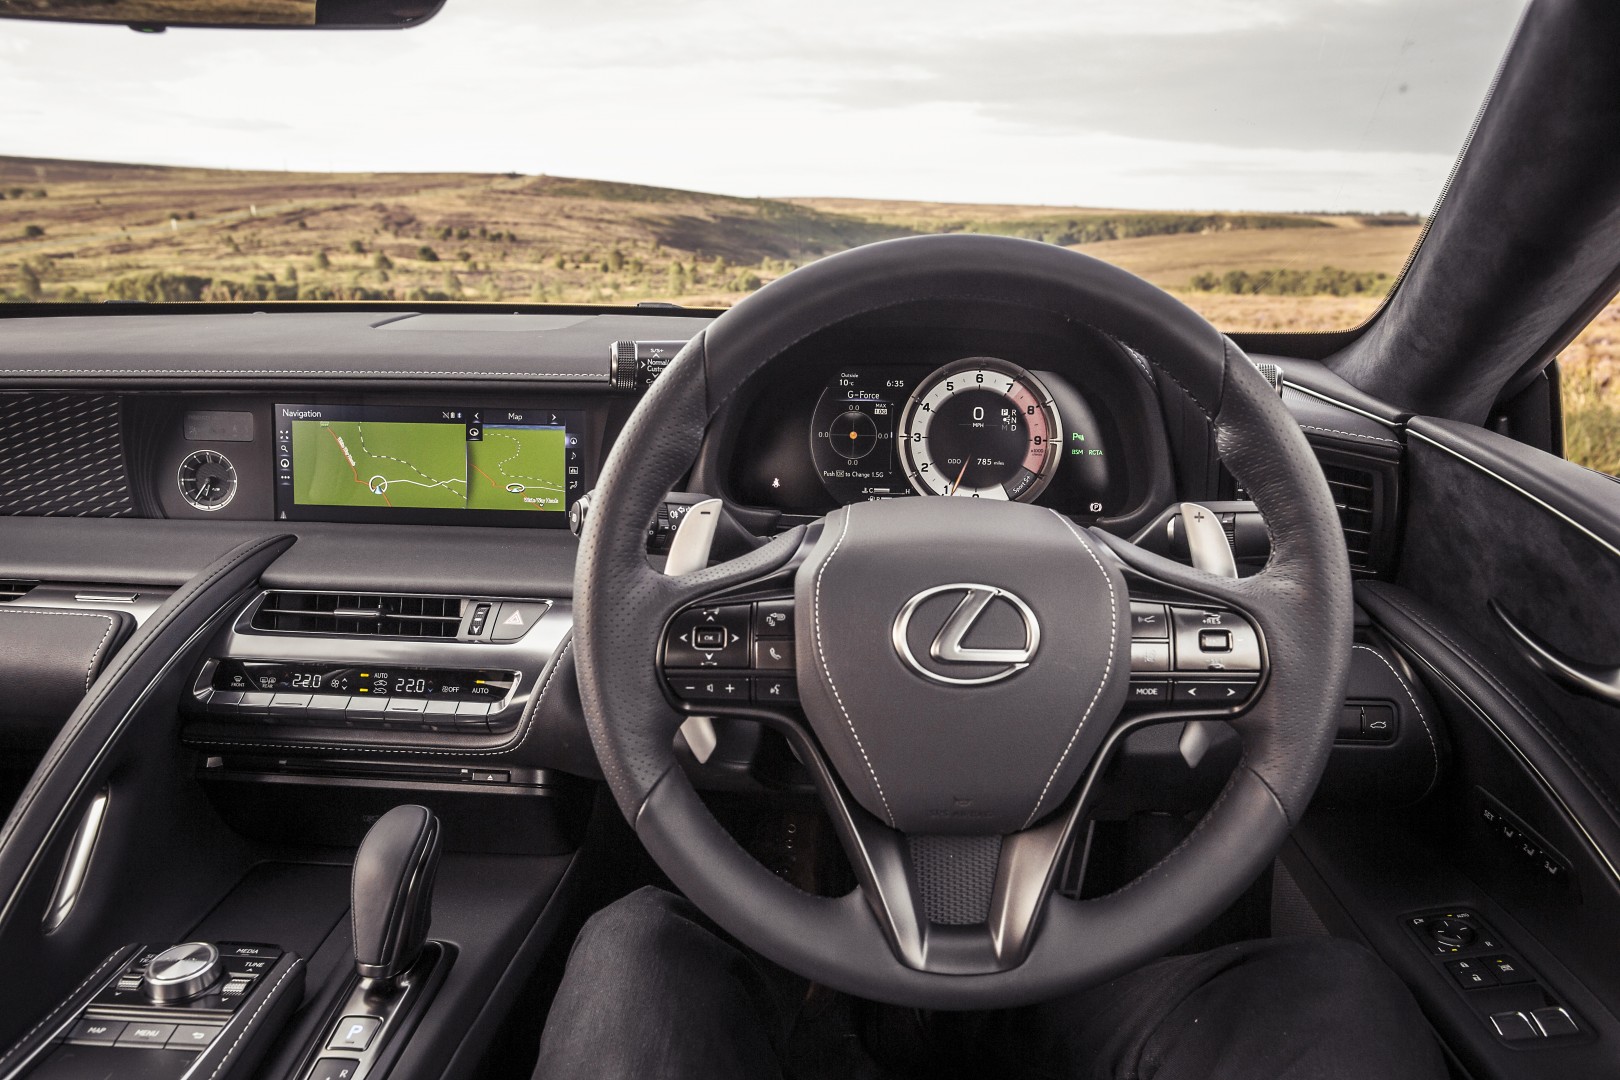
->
xmin=665 ymin=606 xmax=750 ymax=668
xmin=671 ymin=677 xmax=749 ymax=703
xmin=1129 ymin=642 xmax=1171 ymax=671
xmin=1129 ymin=602 xmax=1169 ymax=640
xmin=1171 ymin=606 xmax=1261 ymax=672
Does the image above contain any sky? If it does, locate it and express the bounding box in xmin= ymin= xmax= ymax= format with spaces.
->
xmin=0 ymin=0 xmax=1525 ymax=212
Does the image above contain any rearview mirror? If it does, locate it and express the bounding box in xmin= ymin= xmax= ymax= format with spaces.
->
xmin=0 ymin=0 xmax=443 ymax=29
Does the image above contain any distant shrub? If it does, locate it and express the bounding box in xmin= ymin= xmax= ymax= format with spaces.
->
xmin=17 ymin=263 xmax=41 ymax=300
xmin=457 ymin=250 xmax=472 ymax=263
xmin=417 ymin=245 xmax=440 ymax=262
xmin=1187 ymin=266 xmax=1392 ymax=297
xmin=283 ymin=265 xmax=299 ymax=283
xmin=22 ymin=224 xmax=44 ymax=238
xmin=313 ymin=251 xmax=331 ymax=270
xmin=373 ymin=252 xmax=393 ymax=270
xmin=104 ymin=271 xmax=212 ymax=302
xmin=348 ymin=239 xmax=366 ymax=254
xmin=729 ymin=270 xmax=763 ymax=292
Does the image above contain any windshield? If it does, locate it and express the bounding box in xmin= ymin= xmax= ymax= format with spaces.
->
xmin=1 ymin=1 xmax=1523 ymax=332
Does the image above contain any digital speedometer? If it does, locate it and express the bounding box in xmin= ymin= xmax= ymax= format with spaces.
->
xmin=899 ymin=358 xmax=1062 ymax=501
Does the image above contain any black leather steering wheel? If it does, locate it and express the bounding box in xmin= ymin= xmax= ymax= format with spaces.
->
xmin=574 ymin=234 xmax=1352 ymax=1009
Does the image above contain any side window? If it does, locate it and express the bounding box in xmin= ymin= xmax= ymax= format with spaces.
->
xmin=1562 ymin=296 xmax=1620 ymax=475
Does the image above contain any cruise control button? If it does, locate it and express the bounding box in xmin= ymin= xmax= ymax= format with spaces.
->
xmin=1129 ymin=642 xmax=1170 ymax=672
xmin=1172 ymin=679 xmax=1253 ymax=704
xmin=1172 ymin=607 xmax=1261 ymax=672
xmin=491 ymin=602 xmax=548 ymax=642
xmin=1130 ymin=602 xmax=1169 ymax=640
xmin=752 ymin=677 xmax=798 ymax=704
xmin=67 ymin=1019 xmax=125 ymax=1045
xmin=665 ymin=606 xmax=750 ymax=668
xmin=753 ymin=639 xmax=795 ymax=671
xmin=754 ymin=600 xmax=795 ymax=638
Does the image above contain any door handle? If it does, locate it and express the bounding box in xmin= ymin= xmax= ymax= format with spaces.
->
xmin=1489 ymin=600 xmax=1620 ymax=707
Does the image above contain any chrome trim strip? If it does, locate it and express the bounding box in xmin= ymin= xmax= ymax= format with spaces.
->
xmin=42 ymin=789 xmax=108 ymax=933
xmin=1280 ymin=378 xmax=1403 ymax=430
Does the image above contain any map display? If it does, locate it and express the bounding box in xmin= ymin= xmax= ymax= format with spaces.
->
xmin=467 ymin=425 xmax=569 ymax=511
xmin=275 ymin=404 xmax=581 ymax=523
xmin=291 ymin=419 xmax=469 ymax=509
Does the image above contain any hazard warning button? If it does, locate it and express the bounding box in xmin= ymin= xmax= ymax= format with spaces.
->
xmin=491 ymin=602 xmax=548 ymax=642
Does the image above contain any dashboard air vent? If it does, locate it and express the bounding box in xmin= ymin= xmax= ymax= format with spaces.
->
xmin=1320 ymin=463 xmax=1379 ymax=574
xmin=252 ymin=591 xmax=464 ymax=638
xmin=0 ymin=579 xmax=37 ymax=602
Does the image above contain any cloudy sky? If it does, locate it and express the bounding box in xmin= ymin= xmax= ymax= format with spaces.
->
xmin=0 ymin=0 xmax=1524 ymax=211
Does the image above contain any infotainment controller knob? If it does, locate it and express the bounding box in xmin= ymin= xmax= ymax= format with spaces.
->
xmin=144 ymin=941 xmax=222 ymax=1002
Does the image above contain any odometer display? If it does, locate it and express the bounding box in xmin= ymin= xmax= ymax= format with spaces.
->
xmin=899 ymin=358 xmax=1061 ymax=501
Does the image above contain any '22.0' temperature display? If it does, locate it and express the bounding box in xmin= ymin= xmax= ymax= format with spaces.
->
xmin=274 ymin=403 xmax=586 ymax=527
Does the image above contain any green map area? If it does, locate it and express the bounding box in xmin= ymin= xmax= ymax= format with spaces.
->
xmin=291 ymin=420 xmax=468 ymax=509
xmin=468 ymin=426 xmax=569 ymax=511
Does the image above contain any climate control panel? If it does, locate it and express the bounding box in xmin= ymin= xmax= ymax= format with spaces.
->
xmin=189 ymin=659 xmax=521 ymax=733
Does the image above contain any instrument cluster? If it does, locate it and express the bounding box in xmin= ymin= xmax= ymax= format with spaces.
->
xmin=727 ymin=346 xmax=1145 ymax=523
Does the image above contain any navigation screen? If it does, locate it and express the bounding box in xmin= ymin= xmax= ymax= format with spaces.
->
xmin=274 ymin=404 xmax=586 ymax=526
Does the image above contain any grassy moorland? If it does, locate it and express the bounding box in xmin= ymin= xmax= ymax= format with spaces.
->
xmin=0 ymin=156 xmax=1614 ymax=472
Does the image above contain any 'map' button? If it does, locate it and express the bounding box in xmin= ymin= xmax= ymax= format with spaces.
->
xmin=67 ymin=1019 xmax=125 ymax=1045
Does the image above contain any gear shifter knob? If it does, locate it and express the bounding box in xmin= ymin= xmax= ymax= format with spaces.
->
xmin=352 ymin=804 xmax=442 ymax=982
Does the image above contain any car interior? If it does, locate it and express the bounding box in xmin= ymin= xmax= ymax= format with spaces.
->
xmin=2 ymin=0 xmax=1620 ymax=1078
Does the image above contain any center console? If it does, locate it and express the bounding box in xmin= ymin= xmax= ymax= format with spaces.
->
xmin=0 ymin=940 xmax=304 ymax=1080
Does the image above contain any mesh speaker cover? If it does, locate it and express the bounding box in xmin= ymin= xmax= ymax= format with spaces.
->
xmin=907 ymin=833 xmax=1003 ymax=926
xmin=0 ymin=393 xmax=137 ymax=517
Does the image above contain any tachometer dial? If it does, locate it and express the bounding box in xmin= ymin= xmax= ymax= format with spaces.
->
xmin=177 ymin=449 xmax=238 ymax=512
xmin=899 ymin=358 xmax=1061 ymax=501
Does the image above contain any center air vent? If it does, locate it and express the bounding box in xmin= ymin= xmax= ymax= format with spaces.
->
xmin=0 ymin=579 xmax=37 ymax=602
xmin=252 ymin=591 xmax=464 ymax=638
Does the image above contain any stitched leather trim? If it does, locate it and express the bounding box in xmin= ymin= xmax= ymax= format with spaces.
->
xmin=0 ymin=609 xmax=121 ymax=692
xmin=1351 ymin=643 xmax=1441 ymax=800
xmin=0 ymin=945 xmax=133 ymax=1072
xmin=811 ymin=512 xmax=895 ymax=827
xmin=1024 ymin=513 xmax=1120 ymax=829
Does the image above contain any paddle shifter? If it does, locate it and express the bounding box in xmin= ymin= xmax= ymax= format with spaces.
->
xmin=352 ymin=804 xmax=442 ymax=984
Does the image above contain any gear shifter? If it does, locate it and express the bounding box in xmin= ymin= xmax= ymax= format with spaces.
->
xmin=352 ymin=804 xmax=442 ymax=984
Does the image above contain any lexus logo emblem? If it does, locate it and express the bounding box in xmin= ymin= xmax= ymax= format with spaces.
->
xmin=892 ymin=583 xmax=1041 ymax=686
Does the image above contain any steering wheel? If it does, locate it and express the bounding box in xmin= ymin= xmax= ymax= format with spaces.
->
xmin=574 ymin=234 xmax=1352 ymax=1009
